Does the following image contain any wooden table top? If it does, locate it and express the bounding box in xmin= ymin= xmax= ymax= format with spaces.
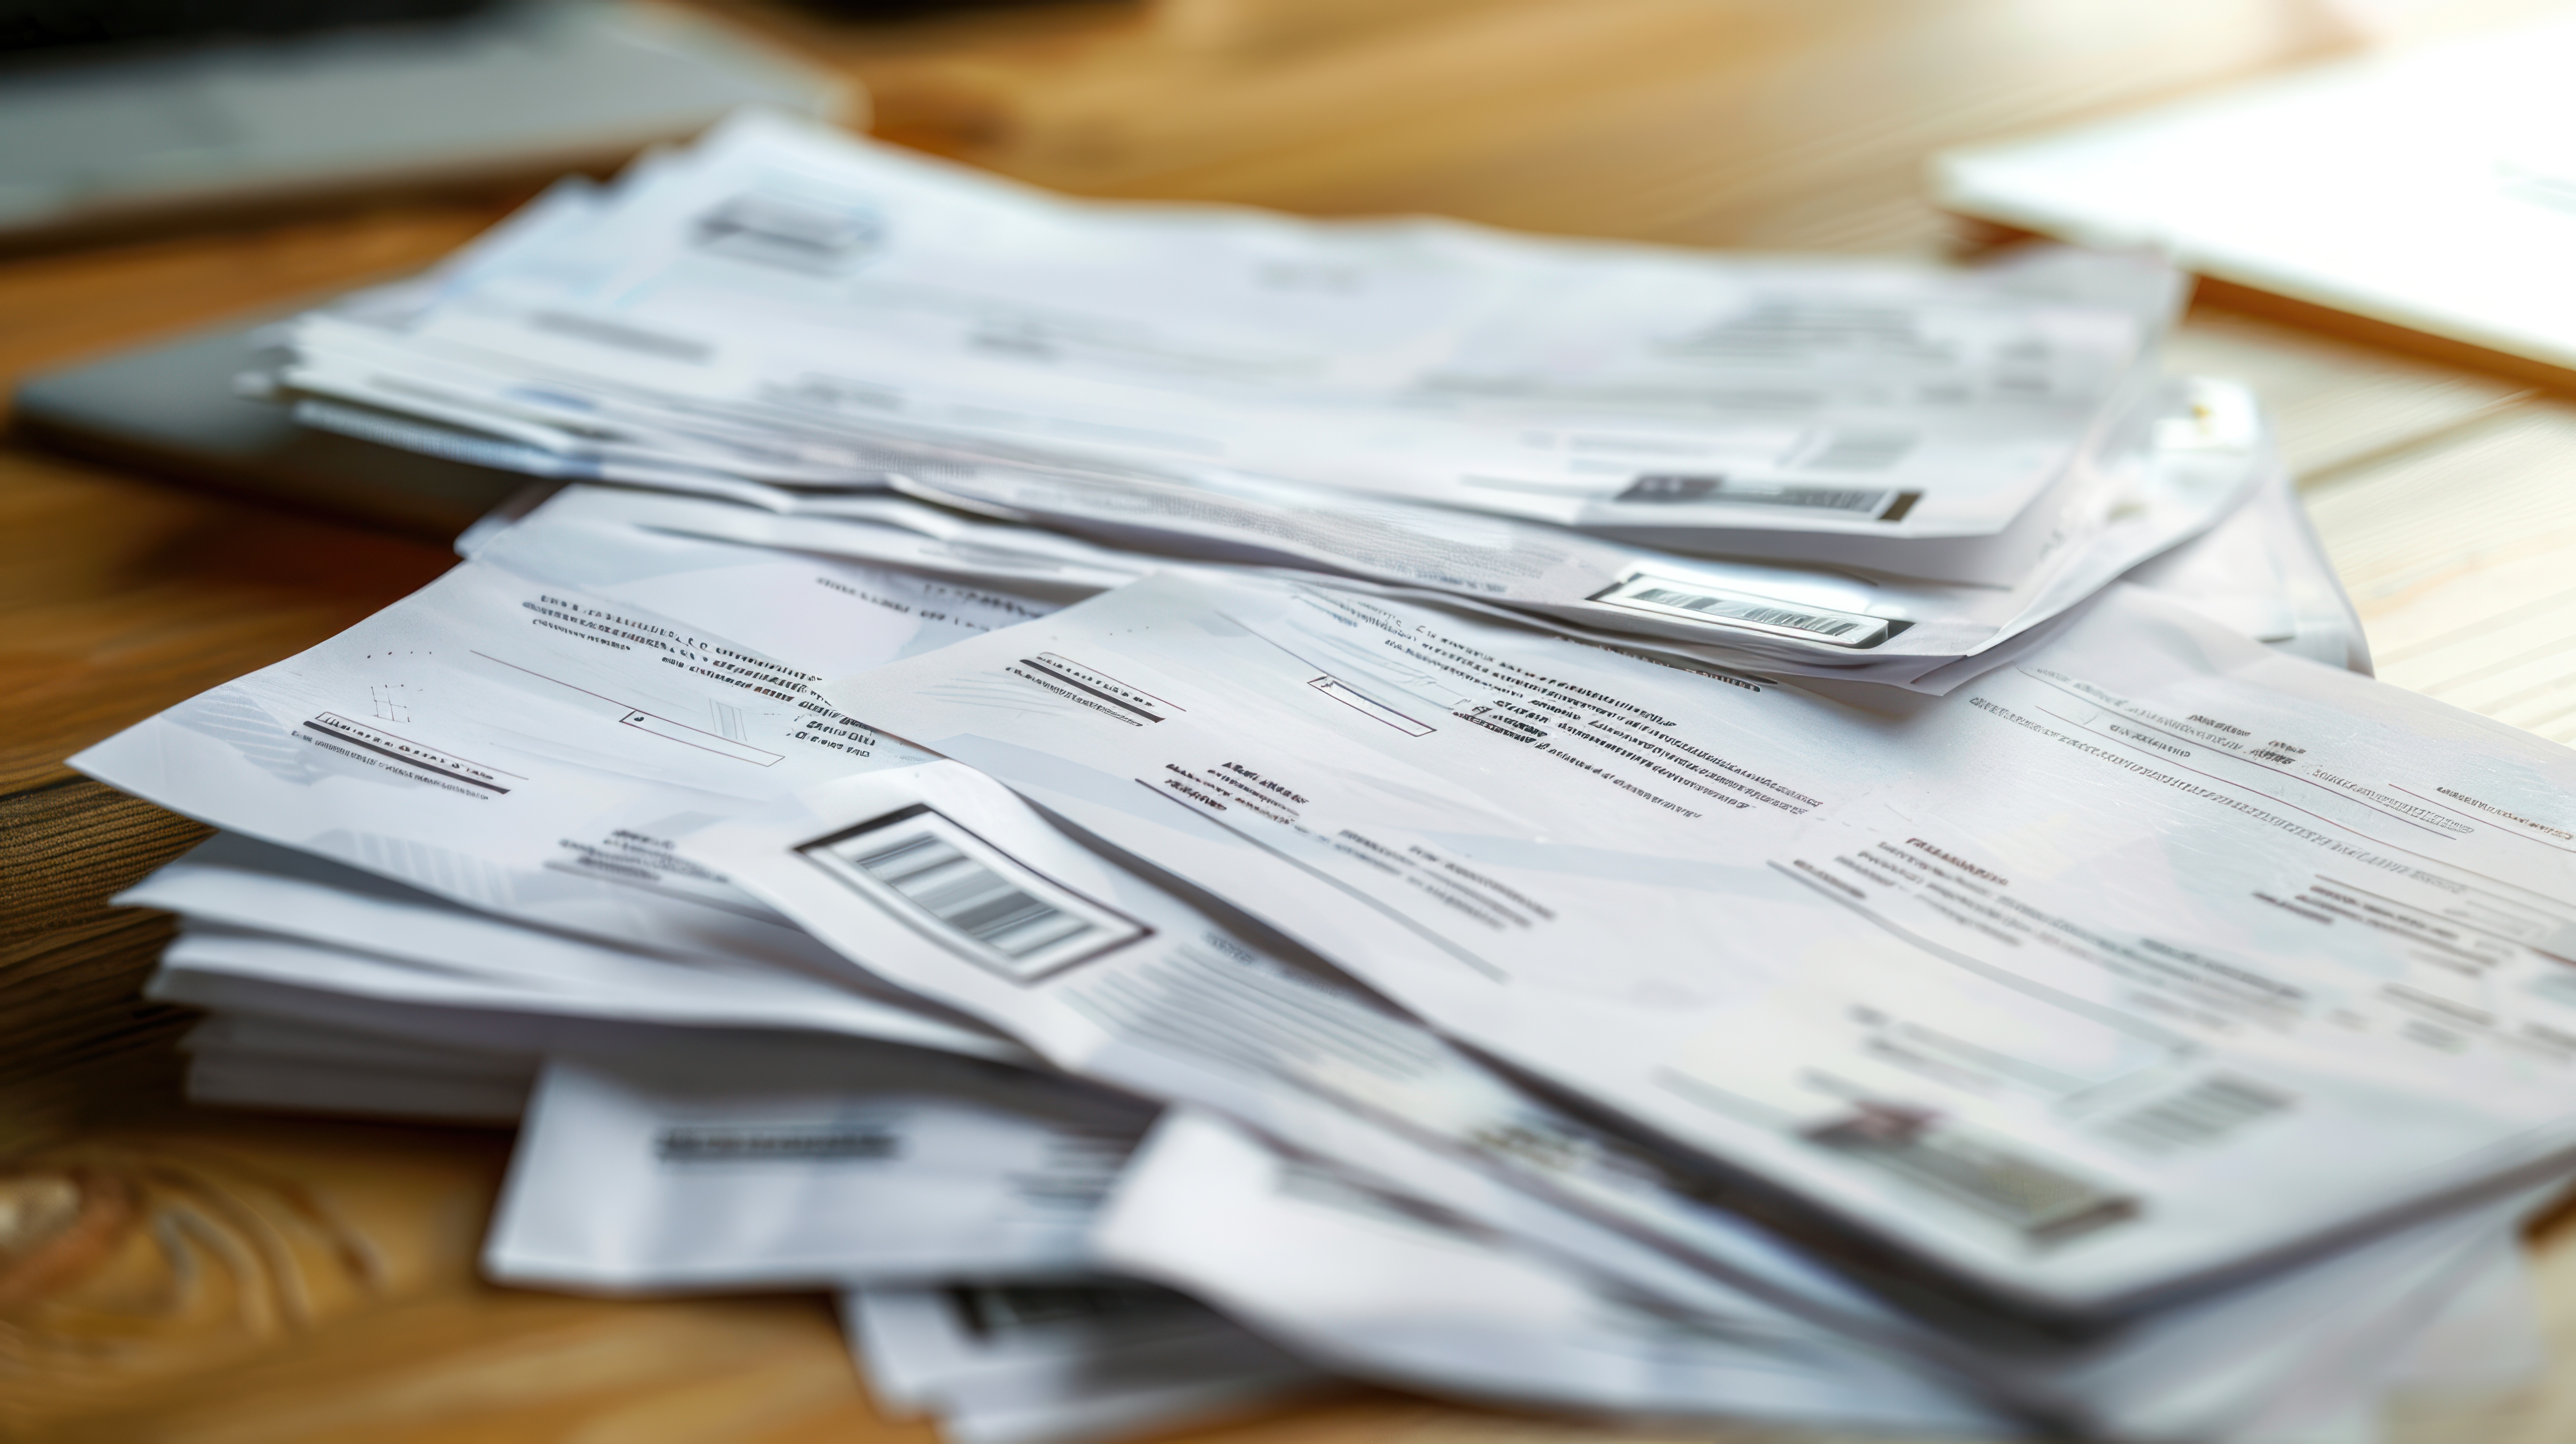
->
xmin=10 ymin=1 xmax=2576 ymax=1438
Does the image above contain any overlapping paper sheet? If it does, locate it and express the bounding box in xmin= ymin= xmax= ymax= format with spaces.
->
xmin=75 ymin=362 xmax=2545 ymax=1442
xmin=283 ymin=342 xmax=2268 ymax=691
xmin=702 ymin=564 xmax=2576 ymax=1326
xmin=276 ymin=111 xmax=2181 ymax=575
xmin=843 ymin=1281 xmax=1327 ymax=1444
xmin=1102 ymin=1110 xmax=2544 ymax=1441
xmin=247 ymin=110 xmax=2273 ymax=691
xmin=73 ymin=499 xmax=1084 ymax=1057
xmin=153 ymin=973 xmax=2553 ymax=1444
xmin=418 ymin=368 xmax=2264 ymax=695
xmin=693 ymin=751 xmax=2559 ymax=1441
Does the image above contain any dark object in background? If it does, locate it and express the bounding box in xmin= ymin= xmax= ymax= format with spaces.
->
xmin=781 ymin=0 xmax=1098 ymax=15
xmin=0 ymin=0 xmax=846 ymax=250
xmin=12 ymin=309 xmax=538 ymax=540
xmin=0 ymin=0 xmax=495 ymax=56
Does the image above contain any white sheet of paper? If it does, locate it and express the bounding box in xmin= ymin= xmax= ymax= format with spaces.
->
xmin=122 ymin=833 xmax=1020 ymax=1062
xmin=178 ymin=1010 xmax=536 ymax=1122
xmin=1936 ymin=16 xmax=2576 ymax=379
xmin=689 ymin=761 xmax=1947 ymax=1379
xmin=690 ymin=757 xmax=2564 ymax=1439
xmin=844 ymin=1282 xmax=1326 ymax=1444
xmin=488 ymin=1033 xmax=1154 ymax=1290
xmin=72 ymin=512 xmax=1059 ymax=1002
xmin=811 ymin=570 xmax=2576 ymax=1316
xmin=468 ymin=407 xmax=2262 ymax=688
xmin=1099 ymin=1110 xmax=2012 ymax=1434
xmin=284 ymin=110 xmax=2179 ymax=567
xmin=1104 ymin=1112 xmax=2551 ymax=1444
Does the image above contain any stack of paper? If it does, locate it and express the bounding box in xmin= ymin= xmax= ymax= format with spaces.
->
xmin=65 ymin=111 xmax=2576 ymax=1444
xmin=249 ymin=110 xmax=2336 ymax=692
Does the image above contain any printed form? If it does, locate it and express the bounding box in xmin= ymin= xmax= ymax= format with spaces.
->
xmin=72 ymin=509 xmax=1059 ymax=1053
xmin=818 ymin=572 xmax=2576 ymax=1312
xmin=284 ymin=112 xmax=2175 ymax=567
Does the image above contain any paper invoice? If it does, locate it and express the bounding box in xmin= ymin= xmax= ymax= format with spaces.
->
xmin=489 ymin=1034 xmax=1152 ymax=1290
xmin=843 ymin=1283 xmax=1325 ymax=1444
xmin=455 ymin=373 xmax=2264 ymax=695
xmin=1100 ymin=1110 xmax=2010 ymax=1435
xmin=121 ymin=833 xmax=1020 ymax=1060
xmin=278 ymin=111 xmax=2178 ymax=575
xmin=692 ymin=756 xmax=2557 ymax=1439
xmin=810 ymin=570 xmax=2576 ymax=1315
xmin=69 ymin=505 xmax=1057 ymax=1044
xmin=1100 ymin=1110 xmax=2535 ymax=1442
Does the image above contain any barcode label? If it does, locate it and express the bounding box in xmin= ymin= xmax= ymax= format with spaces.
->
xmin=693 ymin=192 xmax=882 ymax=273
xmin=657 ymin=1124 xmax=901 ymax=1163
xmin=800 ymin=806 xmax=1147 ymax=981
xmin=1614 ymin=474 xmax=1916 ymax=520
xmin=950 ymin=1283 xmax=1190 ymax=1336
xmin=1590 ymin=573 xmax=1892 ymax=649
xmin=2095 ymin=1075 xmax=2293 ymax=1156
xmin=1808 ymin=1112 xmax=2139 ymax=1245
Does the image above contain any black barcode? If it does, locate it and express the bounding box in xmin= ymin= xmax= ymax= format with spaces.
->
xmin=849 ymin=833 xmax=1096 ymax=960
xmin=1625 ymin=588 xmax=1864 ymax=638
xmin=658 ymin=1125 xmax=900 ymax=1162
xmin=693 ymin=193 xmax=880 ymax=272
xmin=1810 ymin=1116 xmax=2138 ymax=1244
xmin=2097 ymin=1076 xmax=2292 ymax=1155
xmin=952 ymin=1283 xmax=1187 ymax=1336
xmin=1777 ymin=486 xmax=1889 ymax=510
xmin=1617 ymin=474 xmax=1897 ymax=515
xmin=804 ymin=807 xmax=1150 ymax=981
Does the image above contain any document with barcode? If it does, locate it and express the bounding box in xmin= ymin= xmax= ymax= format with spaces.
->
xmin=125 ymin=833 xmax=1030 ymax=1065
xmin=843 ymin=1280 xmax=1323 ymax=1444
xmin=1100 ymin=1109 xmax=2545 ymax=1439
xmin=278 ymin=111 xmax=2180 ymax=575
xmin=808 ymin=568 xmax=2576 ymax=1317
xmin=484 ymin=374 xmax=2263 ymax=695
xmin=488 ymin=1033 xmax=1155 ymax=1290
xmin=1098 ymin=1110 xmax=2013 ymax=1435
xmin=697 ymin=753 xmax=2568 ymax=1438
xmin=70 ymin=499 xmax=1059 ymax=1014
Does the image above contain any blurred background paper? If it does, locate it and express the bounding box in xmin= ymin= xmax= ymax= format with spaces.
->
xmin=0 ymin=0 xmax=850 ymax=245
xmin=1934 ymin=12 xmax=2576 ymax=388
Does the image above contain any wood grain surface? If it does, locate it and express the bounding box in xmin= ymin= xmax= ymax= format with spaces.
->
xmin=9 ymin=0 xmax=2576 ymax=1438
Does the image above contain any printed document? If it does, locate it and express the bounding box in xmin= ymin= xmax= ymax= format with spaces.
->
xmin=816 ymin=570 xmax=2576 ymax=1313
xmin=693 ymin=758 xmax=2555 ymax=1438
xmin=122 ymin=833 xmax=1021 ymax=1061
xmin=71 ymin=507 xmax=1058 ymax=1023
xmin=489 ymin=1033 xmax=1151 ymax=1289
xmin=282 ymin=111 xmax=2179 ymax=568
xmin=844 ymin=1282 xmax=1324 ymax=1444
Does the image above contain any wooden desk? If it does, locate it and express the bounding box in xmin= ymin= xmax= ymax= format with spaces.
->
xmin=10 ymin=1 xmax=2576 ymax=1437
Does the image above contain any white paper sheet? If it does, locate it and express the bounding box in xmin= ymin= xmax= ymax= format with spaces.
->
xmin=801 ymin=571 xmax=2576 ymax=1316
xmin=690 ymin=756 xmax=2566 ymax=1439
xmin=1104 ymin=1111 xmax=2552 ymax=1444
xmin=122 ymin=833 xmax=1020 ymax=1061
xmin=282 ymin=110 xmax=2181 ymax=572
xmin=1936 ymin=15 xmax=2576 ymax=380
xmin=488 ymin=1033 xmax=1154 ymax=1290
xmin=1100 ymin=1110 xmax=2012 ymax=1434
xmin=844 ymin=1281 xmax=1326 ymax=1444
xmin=72 ymin=511 xmax=1060 ymax=1010
xmin=178 ymin=1010 xmax=536 ymax=1122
